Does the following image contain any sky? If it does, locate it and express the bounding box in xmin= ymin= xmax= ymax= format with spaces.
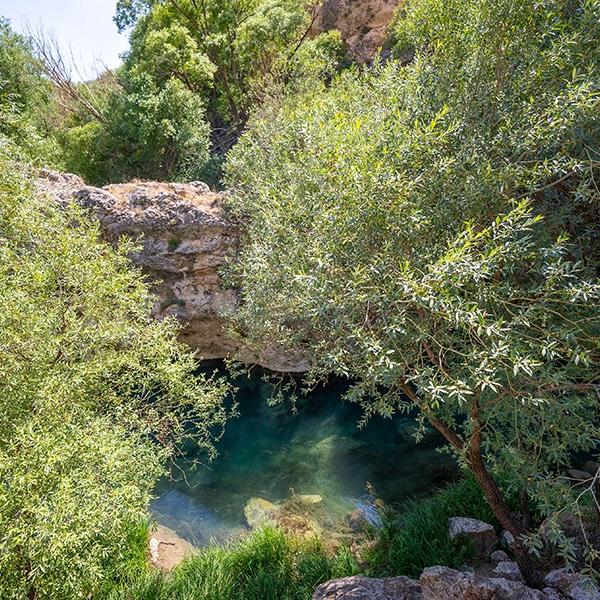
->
xmin=0 ymin=0 xmax=129 ymax=79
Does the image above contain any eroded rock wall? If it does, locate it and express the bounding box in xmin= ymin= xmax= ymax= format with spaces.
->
xmin=310 ymin=0 xmax=402 ymax=62
xmin=36 ymin=170 xmax=308 ymax=372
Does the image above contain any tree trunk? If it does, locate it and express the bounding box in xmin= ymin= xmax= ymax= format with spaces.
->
xmin=468 ymin=442 xmax=544 ymax=589
xmin=399 ymin=382 xmax=545 ymax=588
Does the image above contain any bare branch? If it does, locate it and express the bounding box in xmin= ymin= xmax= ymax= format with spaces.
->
xmin=26 ymin=24 xmax=107 ymax=123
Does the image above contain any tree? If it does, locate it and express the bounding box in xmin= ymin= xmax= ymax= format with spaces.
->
xmin=0 ymin=143 xmax=228 ymax=599
xmin=225 ymin=0 xmax=600 ymax=586
xmin=116 ymin=0 xmax=345 ymax=150
xmin=56 ymin=72 xmax=212 ymax=185
xmin=0 ymin=19 xmax=58 ymax=162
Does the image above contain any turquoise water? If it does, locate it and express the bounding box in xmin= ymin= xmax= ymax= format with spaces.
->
xmin=151 ymin=369 xmax=458 ymax=546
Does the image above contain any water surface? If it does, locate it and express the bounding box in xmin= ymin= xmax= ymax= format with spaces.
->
xmin=151 ymin=370 xmax=457 ymax=546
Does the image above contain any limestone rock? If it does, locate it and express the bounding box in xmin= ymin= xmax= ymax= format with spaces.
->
xmin=37 ymin=171 xmax=309 ymax=372
xmin=148 ymin=524 xmax=195 ymax=572
xmin=544 ymin=568 xmax=600 ymax=600
xmin=309 ymin=0 xmax=401 ymax=63
xmin=420 ymin=566 xmax=555 ymax=600
xmin=312 ymin=575 xmax=422 ymax=600
xmin=490 ymin=550 xmax=510 ymax=564
xmin=493 ymin=561 xmax=523 ymax=582
xmin=448 ymin=517 xmax=498 ymax=558
xmin=244 ymin=497 xmax=280 ymax=528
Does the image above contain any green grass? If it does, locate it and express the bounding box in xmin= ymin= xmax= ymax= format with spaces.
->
xmin=364 ymin=477 xmax=496 ymax=578
xmin=99 ymin=478 xmax=495 ymax=599
xmin=100 ymin=526 xmax=358 ymax=600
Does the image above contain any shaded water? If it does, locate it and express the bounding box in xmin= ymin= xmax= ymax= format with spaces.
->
xmin=151 ymin=370 xmax=458 ymax=546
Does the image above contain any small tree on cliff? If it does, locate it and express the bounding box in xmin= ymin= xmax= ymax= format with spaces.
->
xmin=225 ymin=0 xmax=600 ymax=586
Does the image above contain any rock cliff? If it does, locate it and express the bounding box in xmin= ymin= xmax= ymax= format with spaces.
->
xmin=310 ymin=0 xmax=401 ymax=62
xmin=36 ymin=170 xmax=308 ymax=372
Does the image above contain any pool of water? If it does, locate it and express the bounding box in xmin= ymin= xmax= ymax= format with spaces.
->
xmin=150 ymin=369 xmax=458 ymax=546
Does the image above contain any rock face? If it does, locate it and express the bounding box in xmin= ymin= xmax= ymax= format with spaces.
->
xmin=313 ymin=575 xmax=422 ymax=600
xmin=36 ymin=171 xmax=309 ymax=372
xmin=310 ymin=0 xmax=401 ymax=62
xmin=448 ymin=517 xmax=498 ymax=559
xmin=148 ymin=524 xmax=195 ymax=571
xmin=314 ymin=567 xmax=599 ymax=600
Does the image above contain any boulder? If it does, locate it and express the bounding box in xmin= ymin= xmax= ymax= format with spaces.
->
xmin=493 ymin=561 xmax=523 ymax=582
xmin=544 ymin=568 xmax=600 ymax=600
xmin=490 ymin=550 xmax=510 ymax=564
xmin=448 ymin=517 xmax=498 ymax=558
xmin=312 ymin=575 xmax=422 ymax=600
xmin=500 ymin=530 xmax=516 ymax=551
xmin=148 ymin=524 xmax=195 ymax=572
xmin=243 ymin=497 xmax=280 ymax=528
xmin=420 ymin=566 xmax=557 ymax=600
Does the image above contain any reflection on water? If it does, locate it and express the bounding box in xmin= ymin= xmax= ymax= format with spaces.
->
xmin=151 ymin=370 xmax=457 ymax=546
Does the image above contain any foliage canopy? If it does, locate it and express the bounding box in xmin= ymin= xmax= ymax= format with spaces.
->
xmin=226 ymin=0 xmax=600 ymax=583
xmin=0 ymin=144 xmax=228 ymax=598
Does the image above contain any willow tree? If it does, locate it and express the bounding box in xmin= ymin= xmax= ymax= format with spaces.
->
xmin=225 ymin=0 xmax=600 ymax=586
xmin=0 ymin=144 xmax=228 ymax=599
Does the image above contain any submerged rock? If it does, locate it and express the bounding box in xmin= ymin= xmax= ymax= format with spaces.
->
xmin=244 ymin=497 xmax=280 ymax=528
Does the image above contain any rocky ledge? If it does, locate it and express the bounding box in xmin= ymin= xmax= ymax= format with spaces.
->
xmin=36 ymin=170 xmax=308 ymax=372
xmin=314 ymin=567 xmax=600 ymax=600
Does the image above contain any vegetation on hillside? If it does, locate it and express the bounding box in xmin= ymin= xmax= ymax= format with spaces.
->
xmin=226 ymin=0 xmax=600 ymax=585
xmin=0 ymin=143 xmax=228 ymax=598
xmin=0 ymin=0 xmax=598 ymax=597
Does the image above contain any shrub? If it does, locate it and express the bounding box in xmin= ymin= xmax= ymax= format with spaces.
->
xmin=225 ymin=0 xmax=600 ymax=585
xmin=0 ymin=144 xmax=227 ymax=598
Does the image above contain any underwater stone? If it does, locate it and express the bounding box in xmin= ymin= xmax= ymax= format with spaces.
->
xmin=243 ymin=497 xmax=280 ymax=529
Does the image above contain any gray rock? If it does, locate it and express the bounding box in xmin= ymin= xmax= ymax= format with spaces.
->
xmin=582 ymin=461 xmax=600 ymax=476
xmin=544 ymin=568 xmax=600 ymax=600
xmin=312 ymin=575 xmax=422 ymax=600
xmin=493 ymin=561 xmax=523 ymax=582
xmin=491 ymin=550 xmax=511 ymax=564
xmin=448 ymin=517 xmax=498 ymax=558
xmin=420 ymin=566 xmax=557 ymax=600
xmin=500 ymin=530 xmax=516 ymax=551
xmin=567 ymin=469 xmax=592 ymax=482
